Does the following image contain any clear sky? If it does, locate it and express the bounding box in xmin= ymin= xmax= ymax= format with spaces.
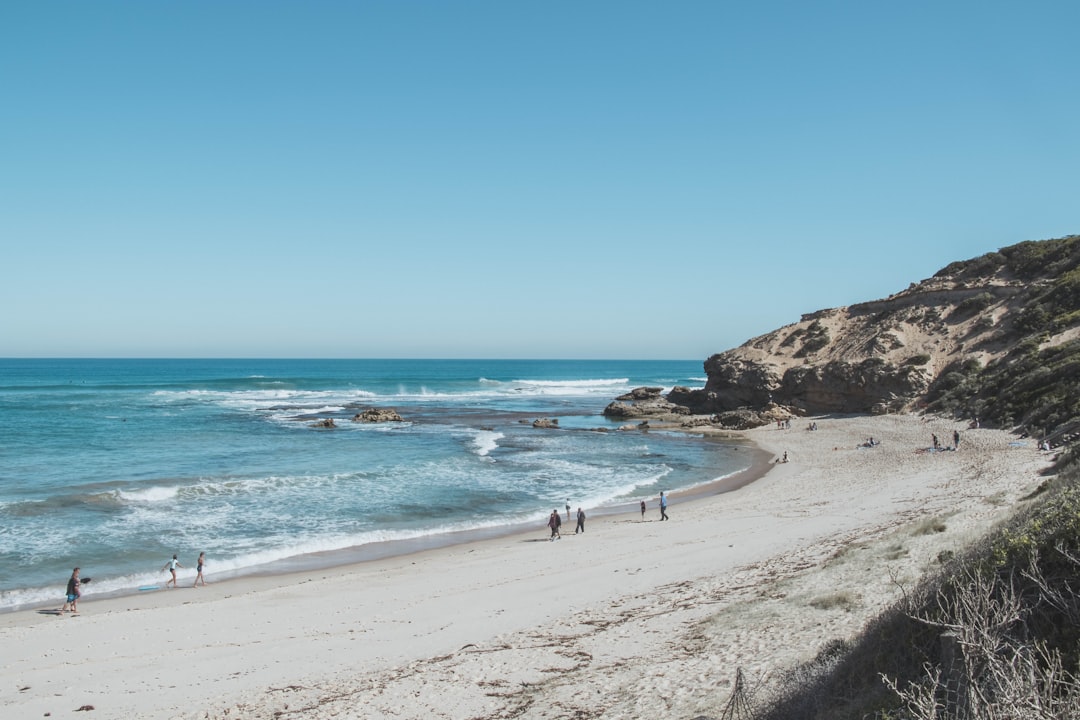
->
xmin=2 ymin=2 xmax=1076 ymax=360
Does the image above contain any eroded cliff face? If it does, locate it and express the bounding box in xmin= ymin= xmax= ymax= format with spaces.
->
xmin=648 ymin=236 xmax=1080 ymax=419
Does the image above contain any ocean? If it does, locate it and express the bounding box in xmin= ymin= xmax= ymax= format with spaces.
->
xmin=0 ymin=358 xmax=752 ymax=611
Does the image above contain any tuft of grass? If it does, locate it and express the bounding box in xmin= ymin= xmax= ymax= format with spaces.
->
xmin=808 ymin=591 xmax=860 ymax=612
xmin=910 ymin=516 xmax=947 ymax=536
xmin=748 ymin=460 xmax=1080 ymax=720
xmin=882 ymin=544 xmax=909 ymax=561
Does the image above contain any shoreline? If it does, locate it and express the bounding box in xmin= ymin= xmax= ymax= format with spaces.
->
xmin=0 ymin=434 xmax=772 ymax=616
xmin=0 ymin=414 xmax=1052 ymax=719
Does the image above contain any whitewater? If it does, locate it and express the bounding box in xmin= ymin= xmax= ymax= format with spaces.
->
xmin=0 ymin=358 xmax=751 ymax=610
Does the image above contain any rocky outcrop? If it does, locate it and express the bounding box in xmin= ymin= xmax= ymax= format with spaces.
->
xmin=312 ymin=418 xmax=337 ymax=428
xmin=531 ymin=418 xmax=560 ymax=429
xmin=779 ymin=359 xmax=930 ymax=414
xmin=611 ymin=236 xmax=1080 ymax=422
xmin=352 ymin=408 xmax=404 ymax=423
xmin=614 ymin=387 xmax=665 ymax=401
xmin=603 ymin=394 xmax=690 ymax=419
xmin=704 ymin=409 xmax=772 ymax=430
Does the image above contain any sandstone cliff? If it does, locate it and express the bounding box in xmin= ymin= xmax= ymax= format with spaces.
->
xmin=612 ymin=235 xmax=1080 ymax=441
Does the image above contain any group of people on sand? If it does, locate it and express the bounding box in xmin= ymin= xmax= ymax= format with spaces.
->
xmin=161 ymin=551 xmax=208 ymax=588
xmin=549 ymin=501 xmax=587 ymax=540
xmin=549 ymin=493 xmax=669 ymax=539
xmin=58 ymin=551 xmax=208 ymax=612
xmin=930 ymin=430 xmax=962 ymax=451
xmin=638 ymin=492 xmax=670 ymax=521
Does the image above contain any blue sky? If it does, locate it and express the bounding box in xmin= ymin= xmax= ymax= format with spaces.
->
xmin=2 ymin=2 xmax=1076 ymax=359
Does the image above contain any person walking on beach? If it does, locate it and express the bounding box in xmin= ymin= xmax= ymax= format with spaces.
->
xmin=162 ymin=554 xmax=183 ymax=588
xmin=548 ymin=510 xmax=562 ymax=541
xmin=565 ymin=499 xmax=571 ymax=523
xmin=575 ymin=507 xmax=586 ymax=534
xmin=953 ymin=430 xmax=961 ymax=448
xmin=659 ymin=492 xmax=669 ymax=521
xmin=61 ymin=567 xmax=81 ymax=613
xmin=193 ymin=552 xmax=206 ymax=587
xmin=640 ymin=499 xmax=647 ymax=521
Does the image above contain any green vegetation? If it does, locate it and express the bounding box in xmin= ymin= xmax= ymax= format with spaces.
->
xmin=935 ymin=251 xmax=1007 ymax=280
xmin=922 ymin=237 xmax=1080 ymax=444
xmin=795 ymin=320 xmax=831 ymax=358
xmin=927 ymin=340 xmax=1080 ymax=443
xmin=951 ymin=291 xmax=995 ymax=319
xmin=781 ymin=328 xmax=804 ymax=348
xmin=729 ymin=236 xmax=1080 ymax=719
xmin=1000 ymin=236 xmax=1080 ymax=281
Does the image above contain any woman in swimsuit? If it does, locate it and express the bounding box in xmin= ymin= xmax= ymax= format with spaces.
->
xmin=193 ymin=552 xmax=206 ymax=587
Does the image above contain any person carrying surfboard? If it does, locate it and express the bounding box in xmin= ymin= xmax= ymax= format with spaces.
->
xmin=61 ymin=567 xmax=81 ymax=612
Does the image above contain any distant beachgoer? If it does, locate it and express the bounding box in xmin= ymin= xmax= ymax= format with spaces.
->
xmin=932 ymin=434 xmax=939 ymax=450
xmin=565 ymin=499 xmax=571 ymax=522
xmin=640 ymin=500 xmax=646 ymax=520
xmin=61 ymin=567 xmax=81 ymax=613
xmin=575 ymin=508 xmax=586 ymax=534
xmin=193 ymin=552 xmax=206 ymax=587
xmin=659 ymin=492 xmax=669 ymax=521
xmin=953 ymin=430 xmax=961 ymax=448
xmin=548 ymin=510 xmax=562 ymax=541
xmin=782 ymin=451 xmax=788 ymax=463
xmin=162 ymin=554 xmax=183 ymax=588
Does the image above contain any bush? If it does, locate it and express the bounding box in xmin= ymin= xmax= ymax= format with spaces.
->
xmin=795 ymin=321 xmax=831 ymax=358
xmin=751 ymin=463 xmax=1080 ymax=720
xmin=952 ymin=291 xmax=995 ymax=319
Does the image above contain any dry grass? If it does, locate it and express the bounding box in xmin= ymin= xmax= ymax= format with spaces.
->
xmin=808 ymin=591 xmax=861 ymax=613
xmin=910 ymin=516 xmax=948 ymax=536
xmin=748 ymin=470 xmax=1080 ymax=720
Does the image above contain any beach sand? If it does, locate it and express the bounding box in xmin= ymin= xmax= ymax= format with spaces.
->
xmin=0 ymin=414 xmax=1053 ymax=719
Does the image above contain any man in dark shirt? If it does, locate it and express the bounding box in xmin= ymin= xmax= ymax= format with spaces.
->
xmin=61 ymin=567 xmax=81 ymax=613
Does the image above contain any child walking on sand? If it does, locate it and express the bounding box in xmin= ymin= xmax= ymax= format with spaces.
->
xmin=193 ymin=552 xmax=206 ymax=587
xmin=162 ymin=554 xmax=183 ymax=588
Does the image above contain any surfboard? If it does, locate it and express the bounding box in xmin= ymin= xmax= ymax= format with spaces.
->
xmin=138 ymin=585 xmax=160 ymax=591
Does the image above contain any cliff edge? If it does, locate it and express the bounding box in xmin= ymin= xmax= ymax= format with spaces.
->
xmin=610 ymin=235 xmax=1080 ymax=444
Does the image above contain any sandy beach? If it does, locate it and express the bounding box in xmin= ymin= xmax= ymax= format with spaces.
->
xmin=0 ymin=413 xmax=1052 ymax=719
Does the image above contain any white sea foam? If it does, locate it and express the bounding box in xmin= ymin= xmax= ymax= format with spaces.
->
xmin=510 ymin=378 xmax=630 ymax=395
xmin=0 ymin=510 xmax=562 ymax=611
xmin=154 ymin=388 xmax=378 ymax=411
xmin=470 ymin=429 xmax=504 ymax=457
xmin=116 ymin=486 xmax=181 ymax=503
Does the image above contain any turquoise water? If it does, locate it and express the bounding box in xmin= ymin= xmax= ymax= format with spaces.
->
xmin=0 ymin=359 xmax=750 ymax=610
